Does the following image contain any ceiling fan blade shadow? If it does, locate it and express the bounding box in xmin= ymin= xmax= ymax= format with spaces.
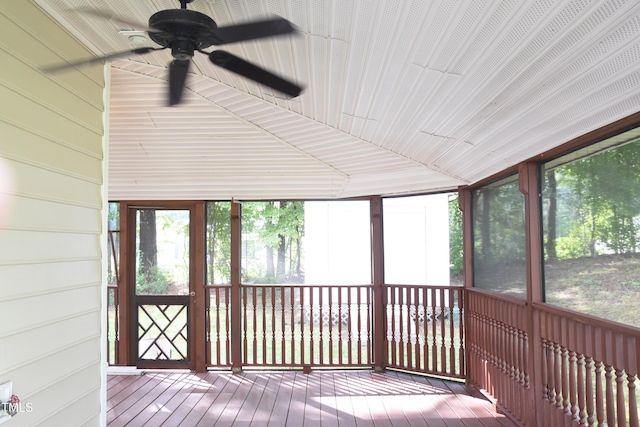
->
xmin=169 ymin=59 xmax=191 ymax=106
xmin=72 ymin=7 xmax=163 ymax=33
xmin=209 ymin=51 xmax=302 ymax=97
xmin=42 ymin=47 xmax=162 ymax=73
xmin=205 ymin=16 xmax=295 ymax=45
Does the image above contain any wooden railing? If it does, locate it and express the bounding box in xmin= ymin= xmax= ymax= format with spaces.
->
xmin=107 ymin=285 xmax=119 ymax=365
xmin=107 ymin=229 xmax=120 ymax=366
xmin=385 ymin=285 xmax=465 ymax=378
xmin=537 ymin=303 xmax=639 ymax=427
xmin=206 ymin=284 xmax=465 ymax=377
xmin=206 ymin=284 xmax=374 ymax=368
xmin=466 ymin=289 xmax=640 ymax=426
xmin=206 ymin=285 xmax=232 ymax=367
xmin=466 ymin=289 xmax=531 ymax=423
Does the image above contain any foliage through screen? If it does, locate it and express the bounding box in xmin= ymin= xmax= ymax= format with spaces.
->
xmin=542 ymin=128 xmax=640 ymax=327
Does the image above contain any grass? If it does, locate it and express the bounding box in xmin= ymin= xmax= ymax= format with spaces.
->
xmin=545 ymin=253 xmax=640 ymax=328
xmin=475 ymin=253 xmax=640 ymax=329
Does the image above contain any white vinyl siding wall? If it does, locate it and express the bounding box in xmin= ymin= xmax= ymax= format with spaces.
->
xmin=0 ymin=1 xmax=105 ymax=426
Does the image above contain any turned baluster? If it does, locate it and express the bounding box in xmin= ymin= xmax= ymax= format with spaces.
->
xmin=545 ymin=339 xmax=555 ymax=403
xmin=615 ymin=368 xmax=626 ymax=426
xmin=576 ymin=353 xmax=586 ymax=425
xmin=628 ymin=373 xmax=638 ymax=427
xmin=569 ymin=350 xmax=578 ymax=419
xmin=555 ymin=342 xmax=564 ymax=411
xmin=605 ymin=364 xmax=615 ymax=425
xmin=562 ymin=346 xmax=571 ymax=416
xmin=595 ymin=360 xmax=605 ymax=427
xmin=585 ymin=356 xmax=595 ymax=426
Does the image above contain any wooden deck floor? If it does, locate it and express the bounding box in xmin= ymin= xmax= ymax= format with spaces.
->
xmin=107 ymin=370 xmax=518 ymax=426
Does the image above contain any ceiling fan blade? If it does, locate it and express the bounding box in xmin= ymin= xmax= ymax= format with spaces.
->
xmin=206 ymin=17 xmax=295 ymax=45
xmin=169 ymin=59 xmax=191 ymax=106
xmin=209 ymin=51 xmax=302 ymax=97
xmin=42 ymin=47 xmax=161 ymax=73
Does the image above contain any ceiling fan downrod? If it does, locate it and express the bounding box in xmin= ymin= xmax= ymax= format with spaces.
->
xmin=179 ymin=0 xmax=195 ymax=9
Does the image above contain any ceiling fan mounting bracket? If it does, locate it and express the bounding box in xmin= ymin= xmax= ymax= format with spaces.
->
xmin=148 ymin=9 xmax=217 ymax=51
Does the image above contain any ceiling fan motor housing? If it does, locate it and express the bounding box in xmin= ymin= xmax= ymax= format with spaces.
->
xmin=148 ymin=9 xmax=217 ymax=60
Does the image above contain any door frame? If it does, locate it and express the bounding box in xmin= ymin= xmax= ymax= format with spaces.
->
xmin=118 ymin=200 xmax=206 ymax=371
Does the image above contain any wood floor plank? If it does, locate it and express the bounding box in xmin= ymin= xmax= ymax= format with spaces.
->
xmin=302 ymin=374 xmax=323 ymax=427
xmin=217 ymin=374 xmax=260 ymax=425
xmin=141 ymin=374 xmax=194 ymax=426
xmin=398 ymin=374 xmax=460 ymax=427
xmin=445 ymin=382 xmax=511 ymax=427
xmin=107 ymin=374 xmax=150 ymax=408
xmin=319 ymin=372 xmax=340 ymax=426
xmin=106 ymin=370 xmax=519 ymax=427
xmin=107 ymin=374 xmax=154 ymax=421
xmin=161 ymin=374 xmax=219 ymax=427
xmin=266 ymin=372 xmax=295 ymax=427
xmin=123 ymin=373 xmax=191 ymax=427
xmin=346 ymin=371 xmax=375 ymax=426
xmin=423 ymin=377 xmax=496 ymax=427
xmin=331 ymin=372 xmax=358 ymax=426
xmin=234 ymin=373 xmax=269 ymax=423
xmin=251 ymin=372 xmax=282 ymax=424
xmin=178 ymin=373 xmax=229 ymax=426
xmin=285 ymin=372 xmax=311 ymax=427
xmin=108 ymin=373 xmax=182 ymax=426
xmin=196 ymin=373 xmax=244 ymax=426
xmin=107 ymin=375 xmax=128 ymax=390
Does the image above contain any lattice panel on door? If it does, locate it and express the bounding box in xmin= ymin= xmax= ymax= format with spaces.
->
xmin=138 ymin=304 xmax=188 ymax=361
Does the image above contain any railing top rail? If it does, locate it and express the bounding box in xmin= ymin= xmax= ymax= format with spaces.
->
xmin=384 ymin=283 xmax=464 ymax=289
xmin=533 ymin=301 xmax=640 ymax=337
xmin=209 ymin=283 xmax=375 ymax=288
xmin=466 ymin=287 xmax=527 ymax=306
xmin=205 ymin=283 xmax=467 ymax=289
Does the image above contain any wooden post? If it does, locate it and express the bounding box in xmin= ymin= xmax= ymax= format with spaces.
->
xmin=519 ymin=162 xmax=544 ymax=426
xmin=193 ymin=202 xmax=206 ymax=372
xmin=117 ymin=201 xmax=132 ymax=366
xmin=458 ymin=187 xmax=473 ymax=384
xmin=370 ymin=196 xmax=386 ymax=372
xmin=230 ymin=201 xmax=243 ymax=373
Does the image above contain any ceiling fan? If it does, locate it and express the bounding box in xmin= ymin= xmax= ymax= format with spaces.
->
xmin=44 ymin=0 xmax=303 ymax=105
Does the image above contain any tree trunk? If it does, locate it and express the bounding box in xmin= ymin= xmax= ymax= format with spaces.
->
xmin=277 ymin=234 xmax=286 ymax=277
xmin=266 ymin=246 xmax=275 ymax=277
xmin=546 ymin=170 xmax=558 ymax=262
xmin=481 ymin=190 xmax=491 ymax=260
xmin=139 ymin=209 xmax=157 ymax=275
xmin=589 ymin=216 xmax=597 ymax=257
xmin=296 ymin=237 xmax=302 ymax=279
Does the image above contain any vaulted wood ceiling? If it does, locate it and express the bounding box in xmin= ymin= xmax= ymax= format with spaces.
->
xmin=36 ymin=0 xmax=640 ymax=200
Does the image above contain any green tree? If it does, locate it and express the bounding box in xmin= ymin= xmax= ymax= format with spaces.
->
xmin=473 ymin=178 xmax=525 ymax=268
xmin=138 ymin=209 xmax=157 ymax=275
xmin=136 ymin=209 xmax=184 ymax=294
xmin=241 ymin=201 xmax=305 ymax=283
xmin=548 ymin=139 xmax=640 ymax=259
xmin=448 ymin=194 xmax=463 ymax=277
xmin=107 ymin=202 xmax=120 ymax=286
xmin=206 ymin=202 xmax=231 ymax=284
